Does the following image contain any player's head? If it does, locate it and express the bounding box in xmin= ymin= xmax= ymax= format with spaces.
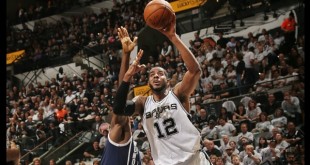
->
xmin=148 ymin=67 xmax=168 ymax=93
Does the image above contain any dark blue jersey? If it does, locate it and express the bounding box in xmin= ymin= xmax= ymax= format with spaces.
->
xmin=101 ymin=135 xmax=142 ymax=165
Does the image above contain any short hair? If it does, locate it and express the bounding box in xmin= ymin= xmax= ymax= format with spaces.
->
xmin=246 ymin=144 xmax=254 ymax=150
xmin=32 ymin=157 xmax=41 ymax=163
xmin=231 ymin=153 xmax=240 ymax=160
xmin=149 ymin=67 xmax=168 ymax=77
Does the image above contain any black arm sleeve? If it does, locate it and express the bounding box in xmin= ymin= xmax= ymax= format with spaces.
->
xmin=123 ymin=100 xmax=135 ymax=116
xmin=113 ymin=81 xmax=130 ymax=115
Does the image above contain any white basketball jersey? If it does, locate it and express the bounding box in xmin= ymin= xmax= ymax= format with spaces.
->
xmin=142 ymin=91 xmax=202 ymax=165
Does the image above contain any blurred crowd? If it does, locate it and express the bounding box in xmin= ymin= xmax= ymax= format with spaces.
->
xmin=7 ymin=0 xmax=147 ymax=70
xmin=6 ymin=0 xmax=304 ymax=164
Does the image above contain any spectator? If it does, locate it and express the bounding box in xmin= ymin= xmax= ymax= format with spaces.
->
xmin=271 ymin=69 xmax=286 ymax=88
xmin=281 ymin=11 xmax=297 ymax=52
xmin=35 ymin=123 xmax=46 ymax=144
xmin=233 ymin=53 xmax=245 ymax=94
xmin=237 ymin=123 xmax=254 ymax=146
xmin=196 ymin=49 xmax=206 ymax=65
xmin=283 ymin=152 xmax=298 ymax=165
xmin=242 ymin=144 xmax=262 ymax=165
xmin=63 ymin=106 xmax=77 ymax=135
xmin=215 ymin=156 xmax=226 ymax=165
xmin=193 ymin=32 xmax=204 ymax=49
xmin=32 ymin=157 xmax=41 ymax=165
xmin=219 ymin=134 xmax=230 ymax=153
xmin=91 ymin=115 xmax=103 ymax=138
xmin=243 ymin=47 xmax=258 ymax=92
xmin=56 ymin=104 xmax=68 ymax=123
xmin=216 ymin=117 xmax=236 ymax=138
xmin=261 ymin=93 xmax=281 ymax=116
xmin=210 ymin=60 xmax=225 ymax=91
xmin=226 ymin=37 xmax=237 ymax=52
xmin=229 ymin=140 xmax=240 ymax=155
xmin=98 ymin=122 xmax=109 ymax=149
xmin=283 ymin=121 xmax=304 ymax=146
xmin=215 ymin=44 xmax=226 ymax=59
xmin=47 ymin=122 xmax=64 ymax=147
xmin=269 ymin=108 xmax=287 ymax=132
xmin=231 ymin=154 xmax=243 ymax=165
xmin=65 ymin=160 xmax=72 ymax=165
xmin=49 ymin=159 xmax=56 ymax=165
xmin=139 ymin=134 xmax=150 ymax=152
xmin=207 ymin=154 xmax=216 ymax=165
xmin=218 ymin=107 xmax=232 ymax=123
xmin=83 ymin=140 xmax=102 ymax=159
xmin=284 ymin=66 xmax=298 ymax=85
xmin=132 ymin=122 xmax=145 ymax=141
xmin=251 ymin=112 xmax=271 ymax=133
xmin=188 ymin=39 xmax=198 ymax=55
xmin=255 ymin=136 xmax=268 ymax=153
xmin=205 ymin=44 xmax=216 ymax=62
xmin=224 ymin=64 xmax=237 ymax=88
xmin=65 ymin=89 xmax=76 ymax=104
xmin=245 ymin=99 xmax=262 ymax=124
xmin=201 ymin=119 xmax=218 ymax=140
xmin=254 ymin=72 xmax=272 ymax=92
xmin=203 ymin=139 xmax=222 ymax=157
xmin=238 ymin=137 xmax=250 ymax=161
xmin=281 ymin=91 xmax=302 ymax=125
xmin=56 ymin=67 xmax=65 ymax=83
xmin=222 ymin=145 xmax=235 ymax=164
xmin=233 ymin=103 xmax=249 ymax=129
xmin=275 ymin=133 xmax=289 ymax=154
xmin=260 ymin=139 xmax=281 ymax=164
xmin=216 ymin=32 xmax=228 ymax=49
xmin=194 ymin=108 xmax=210 ymax=130
xmin=160 ymin=40 xmax=172 ymax=57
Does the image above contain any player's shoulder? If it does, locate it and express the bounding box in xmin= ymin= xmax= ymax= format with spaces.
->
xmin=134 ymin=95 xmax=148 ymax=103
xmin=133 ymin=95 xmax=148 ymax=116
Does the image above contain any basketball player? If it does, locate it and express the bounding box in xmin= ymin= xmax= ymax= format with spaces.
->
xmin=100 ymin=27 xmax=142 ymax=165
xmin=113 ymin=14 xmax=210 ymax=165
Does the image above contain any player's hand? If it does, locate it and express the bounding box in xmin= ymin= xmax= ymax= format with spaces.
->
xmin=158 ymin=14 xmax=176 ymax=38
xmin=125 ymin=49 xmax=146 ymax=79
xmin=118 ymin=26 xmax=138 ymax=54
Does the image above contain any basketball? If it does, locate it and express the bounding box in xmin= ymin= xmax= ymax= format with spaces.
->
xmin=144 ymin=0 xmax=175 ymax=30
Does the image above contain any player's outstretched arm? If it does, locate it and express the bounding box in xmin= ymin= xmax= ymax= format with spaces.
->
xmin=113 ymin=49 xmax=145 ymax=116
xmin=118 ymin=26 xmax=138 ymax=86
xmin=158 ymin=14 xmax=201 ymax=99
xmin=110 ymin=27 xmax=138 ymax=143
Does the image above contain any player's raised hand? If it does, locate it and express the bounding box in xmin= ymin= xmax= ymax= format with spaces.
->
xmin=124 ymin=49 xmax=146 ymax=79
xmin=158 ymin=14 xmax=176 ymax=39
xmin=118 ymin=26 xmax=138 ymax=54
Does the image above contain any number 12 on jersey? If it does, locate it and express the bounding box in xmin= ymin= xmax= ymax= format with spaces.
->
xmin=154 ymin=118 xmax=179 ymax=138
